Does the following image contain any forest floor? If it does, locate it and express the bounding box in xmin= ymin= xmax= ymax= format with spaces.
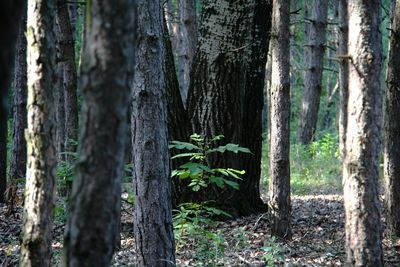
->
xmin=1 ymin=189 xmax=400 ymax=266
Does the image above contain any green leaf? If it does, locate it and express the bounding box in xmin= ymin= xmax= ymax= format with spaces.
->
xmin=171 ymin=152 xmax=202 ymax=159
xmin=209 ymin=176 xmax=225 ymax=188
xmin=224 ymin=179 xmax=240 ymax=190
xmin=169 ymin=141 xmax=200 ymax=150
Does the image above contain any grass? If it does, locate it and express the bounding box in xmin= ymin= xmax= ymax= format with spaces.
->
xmin=261 ymin=132 xmax=342 ymax=195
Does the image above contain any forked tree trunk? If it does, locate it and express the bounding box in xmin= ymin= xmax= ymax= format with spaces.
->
xmin=132 ymin=0 xmax=176 ymax=265
xmin=177 ymin=0 xmax=197 ymax=104
xmin=10 ymin=7 xmax=27 ymax=183
xmin=338 ymin=0 xmax=348 ymax=160
xmin=63 ymin=0 xmax=135 ymax=266
xmin=268 ymin=0 xmax=291 ymax=239
xmin=297 ymin=0 xmax=328 ymax=144
xmin=343 ymin=0 xmax=384 ymax=265
xmin=187 ymin=0 xmax=272 ymax=215
xmin=0 ymin=0 xmax=25 ymax=203
xmin=384 ymin=0 xmax=400 ymax=236
xmin=20 ymin=0 xmax=57 ymax=265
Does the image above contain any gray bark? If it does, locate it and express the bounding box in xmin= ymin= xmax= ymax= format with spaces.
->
xmin=384 ymin=0 xmax=400 ymax=236
xmin=187 ymin=0 xmax=272 ymax=215
xmin=297 ymin=0 xmax=328 ymax=144
xmin=63 ymin=0 xmax=136 ymax=266
xmin=20 ymin=0 xmax=57 ymax=265
xmin=268 ymin=0 xmax=291 ymax=239
xmin=10 ymin=8 xmax=27 ymax=183
xmin=56 ymin=0 xmax=78 ymax=164
xmin=177 ymin=0 xmax=197 ymax=104
xmin=132 ymin=0 xmax=176 ymax=266
xmin=0 ymin=0 xmax=25 ymax=203
xmin=338 ymin=0 xmax=348 ymax=160
xmin=343 ymin=0 xmax=384 ymax=265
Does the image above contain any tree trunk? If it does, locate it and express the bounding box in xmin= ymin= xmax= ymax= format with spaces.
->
xmin=187 ymin=0 xmax=272 ymax=215
xmin=0 ymin=0 xmax=25 ymax=203
xmin=177 ymin=0 xmax=197 ymax=104
xmin=268 ymin=0 xmax=291 ymax=239
xmin=63 ymin=0 xmax=135 ymax=266
xmin=384 ymin=0 xmax=400 ymax=236
xmin=297 ymin=0 xmax=328 ymax=144
xmin=9 ymin=5 xmax=27 ymax=185
xmin=19 ymin=1 xmax=57 ymax=265
xmin=343 ymin=0 xmax=384 ymax=265
xmin=132 ymin=0 xmax=176 ymax=265
xmin=338 ymin=0 xmax=348 ymax=160
xmin=56 ymin=0 xmax=78 ymax=164
xmin=163 ymin=15 xmax=192 ymax=207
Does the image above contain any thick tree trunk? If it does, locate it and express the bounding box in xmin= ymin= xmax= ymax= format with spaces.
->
xmin=10 ymin=7 xmax=27 ymax=183
xmin=268 ymin=0 xmax=291 ymax=239
xmin=384 ymin=0 xmax=400 ymax=236
xmin=56 ymin=0 xmax=78 ymax=163
xmin=0 ymin=0 xmax=25 ymax=203
xmin=177 ymin=0 xmax=197 ymax=104
xmin=338 ymin=0 xmax=348 ymax=160
xmin=63 ymin=1 xmax=135 ymax=266
xmin=343 ymin=0 xmax=384 ymax=265
xmin=187 ymin=0 xmax=272 ymax=215
xmin=132 ymin=1 xmax=176 ymax=266
xmin=19 ymin=1 xmax=57 ymax=266
xmin=297 ymin=0 xmax=328 ymax=144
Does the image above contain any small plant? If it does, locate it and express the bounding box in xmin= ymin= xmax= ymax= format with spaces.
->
xmin=261 ymin=236 xmax=284 ymax=267
xmin=170 ymin=134 xmax=251 ymax=265
xmin=170 ymin=134 xmax=250 ymax=192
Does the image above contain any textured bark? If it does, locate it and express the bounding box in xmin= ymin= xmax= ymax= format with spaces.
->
xmin=177 ymin=0 xmax=197 ymax=104
xmin=63 ymin=0 xmax=135 ymax=266
xmin=164 ymin=0 xmax=178 ymax=57
xmin=0 ymin=0 xmax=25 ymax=203
xmin=20 ymin=0 xmax=57 ymax=265
xmin=187 ymin=0 xmax=272 ymax=215
xmin=268 ymin=0 xmax=291 ymax=239
xmin=338 ymin=0 xmax=348 ymax=160
xmin=163 ymin=15 xmax=191 ymax=207
xmin=10 ymin=8 xmax=28 ymax=183
xmin=132 ymin=0 xmax=176 ymax=265
xmin=56 ymin=0 xmax=78 ymax=163
xmin=384 ymin=0 xmax=400 ymax=236
xmin=297 ymin=0 xmax=328 ymax=144
xmin=343 ymin=0 xmax=384 ymax=265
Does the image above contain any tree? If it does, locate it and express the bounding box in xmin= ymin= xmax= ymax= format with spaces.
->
xmin=63 ymin=0 xmax=136 ymax=265
xmin=297 ymin=0 xmax=328 ymax=145
xmin=338 ymin=0 xmax=348 ymax=160
xmin=384 ymin=0 xmax=400 ymax=236
xmin=268 ymin=0 xmax=291 ymax=239
xmin=132 ymin=0 xmax=176 ymax=265
xmin=19 ymin=0 xmax=57 ymax=265
xmin=0 ymin=0 xmax=25 ymax=203
xmin=343 ymin=0 xmax=384 ymax=265
xmin=177 ymin=0 xmax=197 ymax=104
xmin=56 ymin=0 xmax=78 ymax=164
xmin=10 ymin=6 xmax=28 ymax=184
xmin=186 ymin=0 xmax=272 ymax=215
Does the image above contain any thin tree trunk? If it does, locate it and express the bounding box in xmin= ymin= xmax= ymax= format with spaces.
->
xmin=384 ymin=0 xmax=400 ymax=236
xmin=177 ymin=0 xmax=197 ymax=104
xmin=343 ymin=0 xmax=384 ymax=265
xmin=0 ymin=0 xmax=25 ymax=203
xmin=297 ymin=0 xmax=328 ymax=144
xmin=19 ymin=0 xmax=57 ymax=265
xmin=338 ymin=0 xmax=348 ymax=160
xmin=4 ymin=14 xmax=26 ymax=214
xmin=63 ymin=0 xmax=135 ymax=265
xmin=56 ymin=0 xmax=78 ymax=164
xmin=268 ymin=0 xmax=291 ymax=239
xmin=132 ymin=0 xmax=176 ymax=265
xmin=9 ymin=5 xmax=27 ymax=200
